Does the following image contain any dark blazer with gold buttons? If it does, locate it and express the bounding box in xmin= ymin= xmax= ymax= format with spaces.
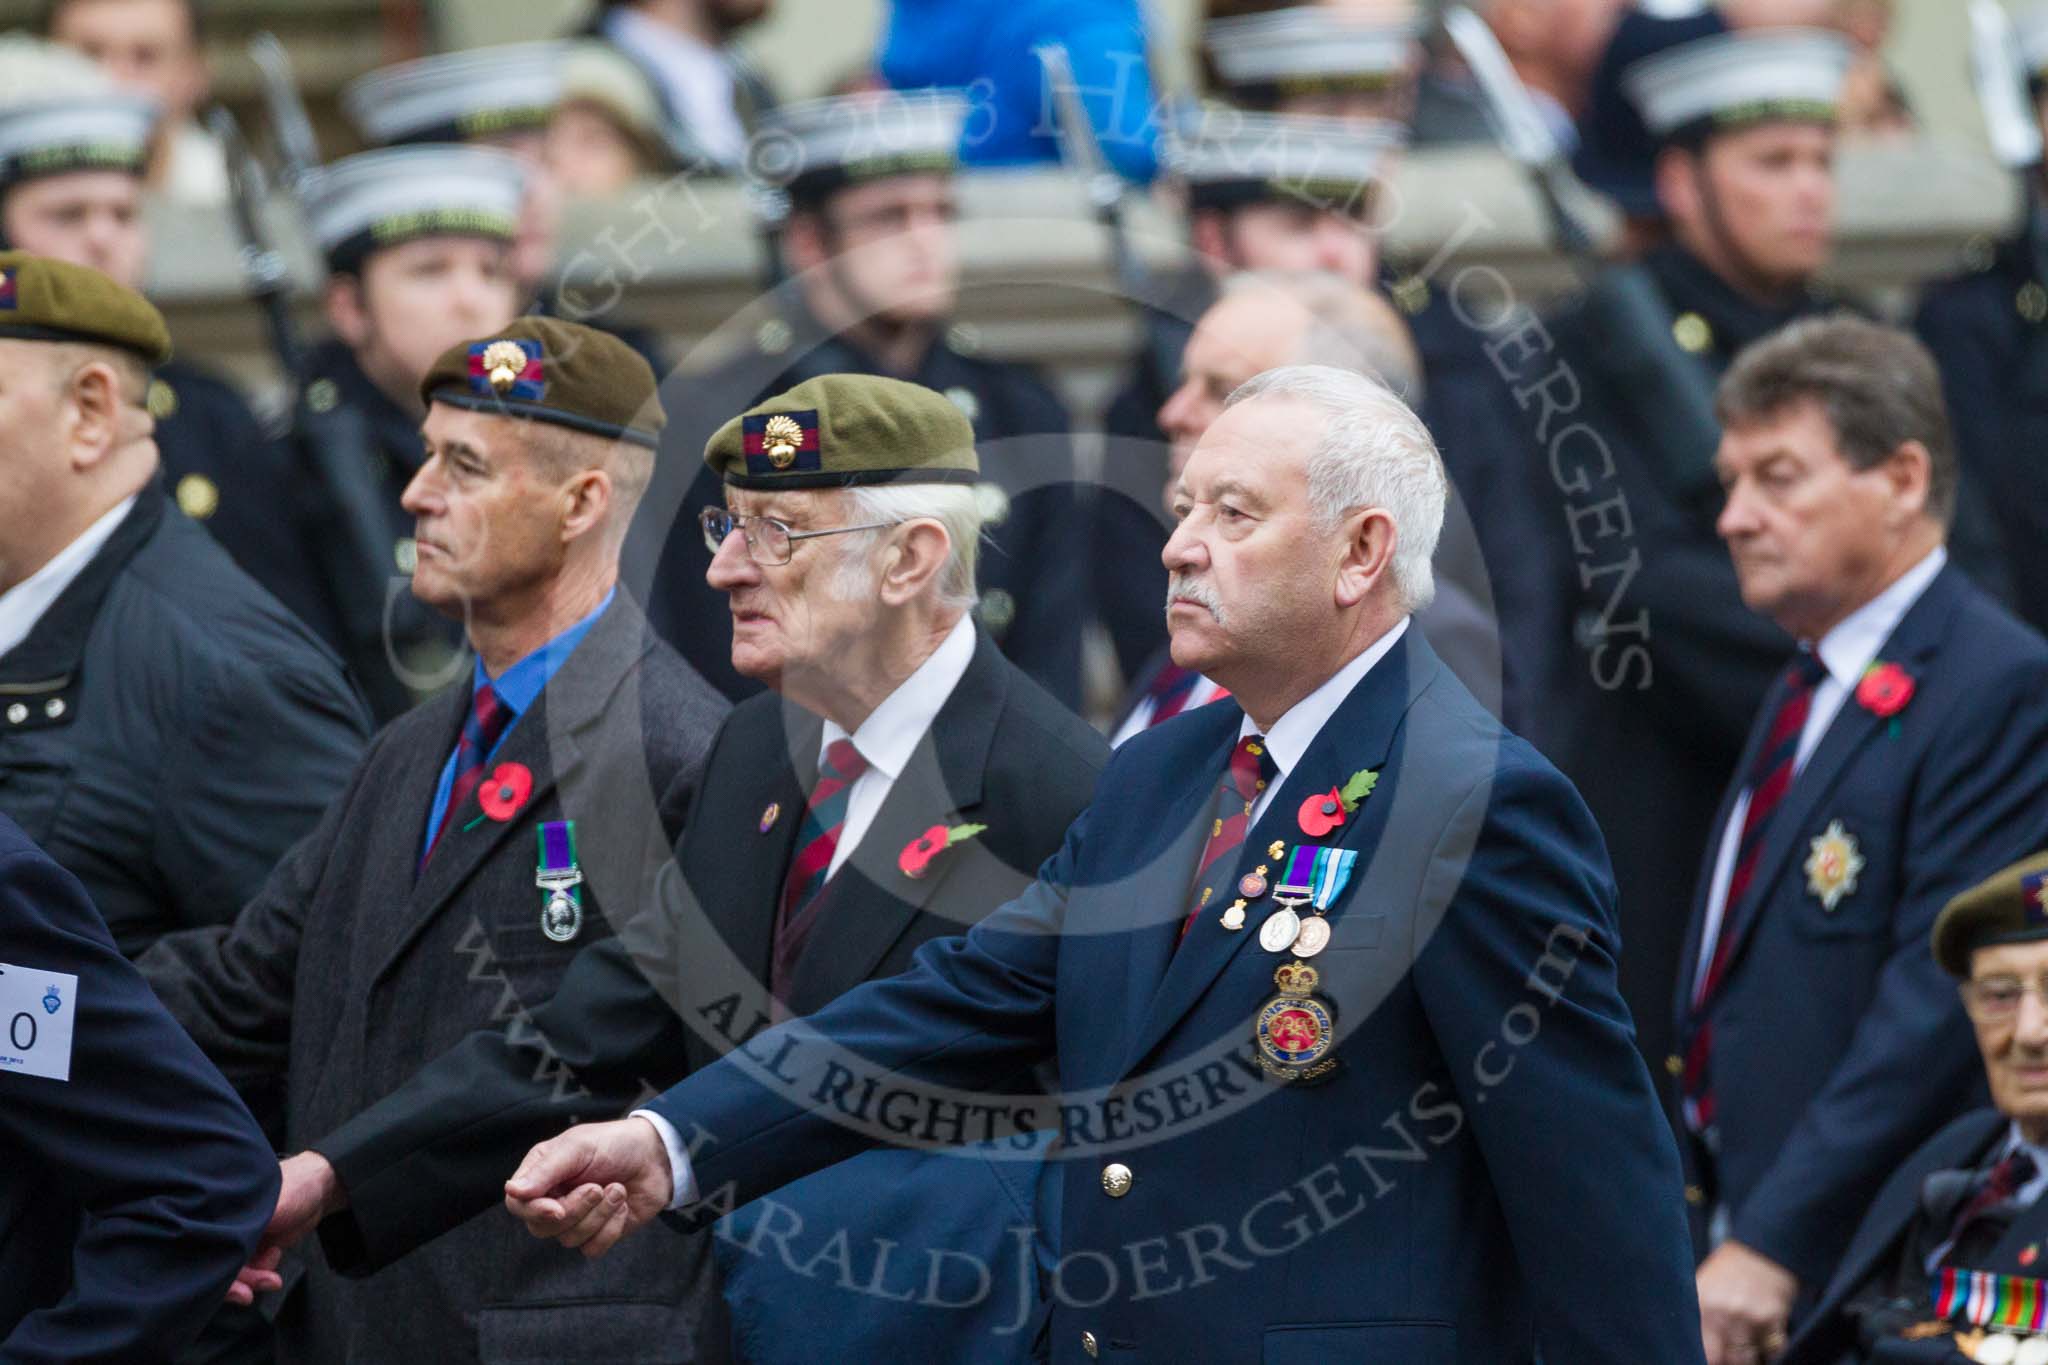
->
xmin=1672 ymin=566 xmax=2048 ymax=1293
xmin=647 ymin=626 xmax=1706 ymax=1365
xmin=0 ymin=482 xmax=369 ymax=960
xmin=139 ymin=593 xmax=728 ymax=1365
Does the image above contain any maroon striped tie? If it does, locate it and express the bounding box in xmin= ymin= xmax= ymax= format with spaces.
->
xmin=770 ymin=739 xmax=870 ymax=1002
xmin=1177 ymin=735 xmax=1276 ymax=943
xmin=421 ymin=683 xmax=512 ymax=866
xmin=1682 ymin=652 xmax=1829 ymax=1129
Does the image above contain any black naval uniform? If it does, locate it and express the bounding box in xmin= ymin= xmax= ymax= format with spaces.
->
xmin=149 ymin=359 xmax=312 ymax=599
xmin=1535 ymin=243 xmax=1822 ymax=1074
xmin=275 ymin=338 xmax=466 ymax=721
xmin=632 ymin=309 xmax=1087 ymax=708
xmin=1097 ymin=272 xmax=1206 ymax=685
xmin=1915 ymin=223 xmax=2048 ymax=632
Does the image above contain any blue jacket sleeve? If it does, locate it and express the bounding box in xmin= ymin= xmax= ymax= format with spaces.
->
xmin=0 ymin=841 xmax=278 ymax=1365
xmin=1410 ymin=757 xmax=1706 ymax=1365
xmin=648 ymin=806 xmax=1084 ymax=1221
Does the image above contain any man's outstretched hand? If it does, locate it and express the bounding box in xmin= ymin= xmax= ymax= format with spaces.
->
xmin=224 ymin=1150 xmax=345 ymax=1306
xmin=504 ymin=1116 xmax=674 ymax=1259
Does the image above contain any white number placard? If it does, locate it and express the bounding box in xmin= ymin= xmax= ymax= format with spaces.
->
xmin=0 ymin=962 xmax=78 ymax=1082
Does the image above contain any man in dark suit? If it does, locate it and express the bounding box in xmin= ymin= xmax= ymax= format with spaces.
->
xmin=509 ymin=363 xmax=1705 ymax=1363
xmin=241 ymin=374 xmax=1107 ymax=1363
xmin=1 ymin=812 xmax=278 ymax=1363
xmin=633 ymin=88 xmax=1088 ymax=708
xmin=1783 ymin=851 xmax=2048 ymax=1365
xmin=1674 ymin=316 xmax=2048 ymax=1364
xmin=0 ymin=251 xmax=368 ymax=961
xmin=139 ymin=318 xmax=731 ymax=1365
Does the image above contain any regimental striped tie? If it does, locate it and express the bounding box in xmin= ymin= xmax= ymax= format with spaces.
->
xmin=770 ymin=738 xmax=870 ymax=1003
xmin=421 ymin=682 xmax=512 ymax=867
xmin=1682 ymin=651 xmax=1829 ymax=1131
xmin=1177 ymin=735 xmax=1278 ymax=944
xmin=1144 ymin=663 xmax=1230 ymax=729
xmin=1946 ymin=1150 xmax=2040 ymax=1267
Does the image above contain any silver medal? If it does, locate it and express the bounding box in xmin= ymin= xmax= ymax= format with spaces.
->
xmin=542 ymin=888 xmax=582 ymax=943
xmin=1259 ymin=907 xmax=1302 ymax=953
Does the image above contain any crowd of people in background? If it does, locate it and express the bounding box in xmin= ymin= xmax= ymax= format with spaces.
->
xmin=11 ymin=1 xmax=2048 ymax=1364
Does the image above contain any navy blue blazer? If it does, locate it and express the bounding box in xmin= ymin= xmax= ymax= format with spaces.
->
xmin=1781 ymin=1109 xmax=2012 ymax=1365
xmin=650 ymin=628 xmax=1704 ymax=1364
xmin=0 ymin=814 xmax=276 ymax=1362
xmin=1674 ymin=565 xmax=2048 ymax=1288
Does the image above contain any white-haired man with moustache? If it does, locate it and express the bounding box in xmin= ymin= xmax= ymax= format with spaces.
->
xmin=504 ymin=364 xmax=1707 ymax=1364
xmin=1114 ymin=270 xmax=1508 ymax=743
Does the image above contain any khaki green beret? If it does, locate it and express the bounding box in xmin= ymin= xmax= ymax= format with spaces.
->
xmin=1932 ymin=851 xmax=2048 ymax=977
xmin=0 ymin=250 xmax=170 ymax=365
xmin=705 ymin=374 xmax=978 ymax=490
xmin=419 ymin=317 xmax=662 ymax=449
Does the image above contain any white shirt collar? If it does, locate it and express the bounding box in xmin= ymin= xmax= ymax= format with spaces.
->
xmin=820 ymin=616 xmax=977 ymax=782
xmin=1238 ymin=617 xmax=1410 ymax=778
xmin=0 ymin=495 xmax=138 ymax=660
xmin=2001 ymin=1121 xmax=2048 ymax=1203
xmin=1812 ymin=546 xmax=1946 ymax=687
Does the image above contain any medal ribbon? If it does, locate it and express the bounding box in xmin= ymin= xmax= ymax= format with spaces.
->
xmin=537 ymin=820 xmax=580 ymax=906
xmin=1934 ymin=1266 xmax=2048 ymax=1331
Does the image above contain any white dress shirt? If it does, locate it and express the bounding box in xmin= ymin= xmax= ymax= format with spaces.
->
xmin=637 ymin=615 xmax=977 ymax=1204
xmin=1240 ymin=617 xmax=1410 ymax=824
xmin=818 ymin=615 xmax=976 ymax=877
xmin=1109 ymin=672 xmax=1227 ymax=748
xmin=1691 ymin=547 xmax=1947 ymax=995
xmin=0 ymin=495 xmax=137 ymax=659
xmin=603 ymin=7 xmax=747 ymax=166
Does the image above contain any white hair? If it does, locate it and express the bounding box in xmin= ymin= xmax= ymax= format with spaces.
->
xmin=1224 ymin=363 xmax=1446 ymax=613
xmin=830 ymin=482 xmax=984 ymax=610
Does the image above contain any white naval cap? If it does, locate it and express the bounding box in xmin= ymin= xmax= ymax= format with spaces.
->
xmin=340 ymin=41 xmax=566 ymax=147
xmin=754 ymin=88 xmax=967 ymax=203
xmin=1203 ymin=7 xmax=1421 ymax=100
xmin=304 ymin=144 xmax=525 ymax=272
xmin=1162 ymin=106 xmax=1407 ymax=212
xmin=0 ymin=92 xmax=159 ymax=190
xmin=1623 ymin=27 xmax=1852 ymax=143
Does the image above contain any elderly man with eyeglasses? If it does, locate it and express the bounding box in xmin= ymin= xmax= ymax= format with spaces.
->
xmin=1778 ymin=853 xmax=2048 ymax=1365
xmin=233 ymin=372 xmax=1108 ymax=1363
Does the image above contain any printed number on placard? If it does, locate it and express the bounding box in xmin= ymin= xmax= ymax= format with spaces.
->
xmin=0 ymin=962 xmax=78 ymax=1082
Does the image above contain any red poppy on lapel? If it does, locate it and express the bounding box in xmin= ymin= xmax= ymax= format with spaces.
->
xmin=899 ymin=822 xmax=986 ymax=879
xmin=1296 ymin=767 xmax=1380 ymax=837
xmin=1855 ymin=661 xmax=1914 ymax=719
xmin=478 ymin=763 xmax=533 ymax=821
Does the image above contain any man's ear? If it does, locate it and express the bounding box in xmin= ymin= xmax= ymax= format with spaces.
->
xmin=1333 ymin=506 xmax=1398 ymax=609
xmin=1652 ymin=146 xmax=1701 ymax=230
xmin=558 ymin=467 xmax=615 ymax=542
xmin=875 ymin=519 xmax=951 ymax=607
xmin=1188 ymin=210 xmax=1233 ymax=276
xmin=324 ymin=274 xmax=369 ymax=348
xmin=1878 ymin=439 xmax=1934 ymax=527
xmin=61 ymin=356 xmax=133 ymax=472
xmin=782 ymin=210 xmax=827 ymax=278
